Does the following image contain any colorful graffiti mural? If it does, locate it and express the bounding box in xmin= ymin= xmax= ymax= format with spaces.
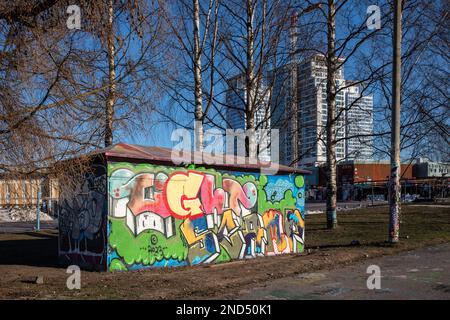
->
xmin=107 ymin=162 xmax=305 ymax=271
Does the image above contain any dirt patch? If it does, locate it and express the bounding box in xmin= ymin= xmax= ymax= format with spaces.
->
xmin=0 ymin=205 xmax=449 ymax=299
xmin=434 ymin=284 xmax=450 ymax=293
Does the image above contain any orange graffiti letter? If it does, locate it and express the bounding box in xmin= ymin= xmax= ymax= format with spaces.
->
xmin=165 ymin=171 xmax=205 ymax=219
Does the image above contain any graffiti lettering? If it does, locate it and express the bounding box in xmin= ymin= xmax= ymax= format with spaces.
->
xmin=165 ymin=171 xmax=205 ymax=219
xmin=105 ymin=163 xmax=305 ymax=270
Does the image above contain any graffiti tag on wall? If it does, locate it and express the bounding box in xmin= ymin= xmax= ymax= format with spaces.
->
xmin=59 ymin=164 xmax=107 ymax=270
xmin=107 ymin=162 xmax=305 ymax=271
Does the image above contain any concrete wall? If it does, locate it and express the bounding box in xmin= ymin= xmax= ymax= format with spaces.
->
xmin=106 ymin=162 xmax=305 ymax=271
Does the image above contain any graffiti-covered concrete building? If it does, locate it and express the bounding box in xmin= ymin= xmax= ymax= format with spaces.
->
xmin=58 ymin=143 xmax=309 ymax=271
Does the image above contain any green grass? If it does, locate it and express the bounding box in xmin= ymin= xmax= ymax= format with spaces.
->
xmin=305 ymin=205 xmax=450 ymax=250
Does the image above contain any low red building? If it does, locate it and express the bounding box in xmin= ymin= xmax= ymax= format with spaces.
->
xmin=305 ymin=160 xmax=447 ymax=201
xmin=338 ymin=160 xmax=414 ymax=185
xmin=336 ymin=160 xmax=414 ymax=201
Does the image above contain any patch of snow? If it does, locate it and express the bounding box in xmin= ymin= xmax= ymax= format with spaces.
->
xmin=0 ymin=208 xmax=55 ymax=222
xmin=305 ymin=210 xmax=324 ymax=215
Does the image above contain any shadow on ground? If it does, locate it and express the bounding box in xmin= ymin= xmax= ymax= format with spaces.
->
xmin=0 ymin=231 xmax=59 ymax=268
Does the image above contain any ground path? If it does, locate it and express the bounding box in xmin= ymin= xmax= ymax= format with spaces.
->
xmin=225 ymin=243 xmax=450 ymax=300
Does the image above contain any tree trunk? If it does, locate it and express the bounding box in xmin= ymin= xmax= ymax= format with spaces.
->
xmin=193 ymin=0 xmax=204 ymax=152
xmin=326 ymin=0 xmax=337 ymax=229
xmin=289 ymin=17 xmax=299 ymax=167
xmin=105 ymin=0 xmax=115 ymax=147
xmin=245 ymin=0 xmax=257 ymax=158
xmin=388 ymin=0 xmax=402 ymax=243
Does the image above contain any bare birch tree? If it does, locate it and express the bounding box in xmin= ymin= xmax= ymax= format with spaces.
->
xmin=297 ymin=0 xmax=393 ymax=229
xmin=159 ymin=0 xmax=220 ymax=151
xmin=212 ymin=0 xmax=295 ymax=158
xmin=105 ymin=0 xmax=116 ymax=147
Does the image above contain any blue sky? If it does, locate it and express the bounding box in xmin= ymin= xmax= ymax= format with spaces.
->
xmin=117 ymin=1 xmax=447 ymax=162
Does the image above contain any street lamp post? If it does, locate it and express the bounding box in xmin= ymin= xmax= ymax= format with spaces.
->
xmin=35 ymin=180 xmax=42 ymax=231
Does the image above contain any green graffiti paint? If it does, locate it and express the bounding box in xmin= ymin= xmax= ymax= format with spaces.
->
xmin=59 ymin=159 xmax=306 ymax=271
xmin=109 ymin=217 xmax=188 ymax=267
xmin=109 ymin=258 xmax=127 ymax=271
xmin=105 ymin=162 xmax=306 ymax=270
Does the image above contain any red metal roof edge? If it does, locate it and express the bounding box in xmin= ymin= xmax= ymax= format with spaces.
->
xmin=97 ymin=143 xmax=310 ymax=175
